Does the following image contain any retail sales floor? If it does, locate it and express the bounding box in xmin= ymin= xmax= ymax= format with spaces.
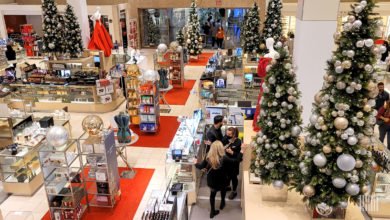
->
xmin=0 ymin=49 xmax=382 ymax=220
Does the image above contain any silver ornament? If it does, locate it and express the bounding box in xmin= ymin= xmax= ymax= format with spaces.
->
xmin=303 ymin=185 xmax=315 ymax=197
xmin=291 ymin=126 xmax=301 ymax=137
xmin=347 ymin=136 xmax=358 ymax=145
xmin=346 ymin=183 xmax=360 ymax=195
xmin=335 ymin=66 xmax=344 ymax=74
xmin=341 ymin=133 xmax=349 ymax=140
xmin=46 ymin=126 xmax=69 ymax=147
xmin=316 ymin=203 xmax=333 ymax=216
xmin=356 ymin=40 xmax=364 ymax=48
xmin=345 ymin=127 xmax=355 ymax=136
xmin=313 ymin=154 xmax=327 ymax=167
xmin=352 ymin=20 xmax=362 ymax=28
xmin=337 ymin=154 xmax=356 ymax=171
xmin=346 ymin=86 xmax=354 ymax=94
xmin=332 ymin=177 xmax=347 ymax=188
xmin=361 ymin=0 xmax=367 ymax=7
xmin=355 ymin=5 xmax=363 ymax=13
xmin=336 ymin=81 xmax=346 ymax=89
xmin=268 ymin=76 xmax=276 ymax=84
xmin=339 ymin=201 xmax=348 ymax=209
xmin=273 ymin=180 xmax=284 ymax=190
xmin=364 ymin=39 xmax=374 ymax=47
xmin=343 ymin=23 xmax=352 ymax=31
xmin=347 ymin=50 xmax=355 ymax=58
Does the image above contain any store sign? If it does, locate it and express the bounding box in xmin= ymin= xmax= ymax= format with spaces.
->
xmin=216 ymin=0 xmax=222 ymax=6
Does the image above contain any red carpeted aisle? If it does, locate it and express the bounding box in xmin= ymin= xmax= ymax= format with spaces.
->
xmin=160 ymin=80 xmax=196 ymax=105
xmin=187 ymin=53 xmax=214 ymax=66
xmin=41 ymin=168 xmax=154 ymax=220
xmin=130 ymin=116 xmax=179 ymax=148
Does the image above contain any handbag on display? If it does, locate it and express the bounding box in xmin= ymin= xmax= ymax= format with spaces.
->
xmin=158 ymin=69 xmax=169 ymax=89
xmin=114 ymin=112 xmax=132 ymax=143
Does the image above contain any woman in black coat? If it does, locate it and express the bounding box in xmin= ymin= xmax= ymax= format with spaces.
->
xmin=222 ymin=127 xmax=242 ymax=200
xmin=195 ymin=140 xmax=246 ymax=218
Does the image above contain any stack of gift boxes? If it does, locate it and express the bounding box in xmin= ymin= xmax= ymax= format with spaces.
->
xmin=96 ymin=79 xmax=115 ymax=104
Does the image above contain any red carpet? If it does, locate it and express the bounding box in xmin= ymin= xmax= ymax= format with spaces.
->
xmin=187 ymin=53 xmax=214 ymax=66
xmin=161 ymin=80 xmax=196 ymax=105
xmin=130 ymin=116 xmax=180 ymax=148
xmin=41 ymin=168 xmax=154 ymax=220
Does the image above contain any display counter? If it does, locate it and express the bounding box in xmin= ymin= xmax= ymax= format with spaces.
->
xmin=3 ymin=78 xmax=125 ymax=113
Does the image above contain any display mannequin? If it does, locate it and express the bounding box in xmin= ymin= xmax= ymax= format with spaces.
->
xmin=92 ymin=7 xmax=101 ymax=26
xmin=264 ymin=38 xmax=279 ymax=59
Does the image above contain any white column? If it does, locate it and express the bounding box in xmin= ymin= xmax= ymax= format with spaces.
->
xmin=66 ymin=0 xmax=90 ymax=49
xmin=293 ymin=0 xmax=340 ymax=125
xmin=0 ymin=11 xmax=7 ymax=39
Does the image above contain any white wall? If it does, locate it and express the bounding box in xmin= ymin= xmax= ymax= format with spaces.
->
xmin=26 ymin=15 xmax=42 ymax=35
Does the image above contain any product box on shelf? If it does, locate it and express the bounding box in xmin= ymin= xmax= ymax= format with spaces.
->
xmin=105 ymin=84 xmax=114 ymax=94
xmin=100 ymin=94 xmax=113 ymax=104
xmin=96 ymin=87 xmax=106 ymax=96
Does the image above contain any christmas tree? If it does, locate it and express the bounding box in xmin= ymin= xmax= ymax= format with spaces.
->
xmin=145 ymin=11 xmax=160 ymax=46
xmin=64 ymin=4 xmax=83 ymax=58
xmin=176 ymin=27 xmax=185 ymax=47
xmin=41 ymin=0 xmax=65 ymax=54
xmin=262 ymin=0 xmax=283 ymax=49
xmin=250 ymin=42 xmax=302 ymax=189
xmin=294 ymin=0 xmax=383 ymax=213
xmin=186 ymin=0 xmax=202 ymax=56
xmin=242 ymin=3 xmax=261 ymax=54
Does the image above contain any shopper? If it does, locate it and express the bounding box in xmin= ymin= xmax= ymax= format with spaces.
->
xmin=216 ymin=26 xmax=225 ymax=49
xmin=195 ymin=141 xmax=247 ymax=218
xmin=287 ymin=32 xmax=295 ymax=55
xmin=205 ymin=115 xmax=224 ymax=153
xmin=5 ymin=43 xmax=16 ymax=68
xmin=381 ymin=41 xmax=389 ymax=62
xmin=377 ymin=100 xmax=390 ymax=150
xmin=211 ymin=22 xmax=217 ymax=49
xmin=222 ymin=127 xmax=242 ymax=200
xmin=375 ymin=82 xmax=389 ymax=110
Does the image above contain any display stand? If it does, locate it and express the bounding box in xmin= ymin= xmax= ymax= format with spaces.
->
xmin=154 ymin=49 xmax=185 ymax=89
xmin=159 ymin=85 xmax=173 ymax=113
xmin=139 ymin=80 xmax=160 ymax=133
xmin=115 ymin=132 xmax=139 ymax=179
xmin=78 ymin=130 xmax=121 ymax=209
xmin=125 ymin=76 xmax=141 ymax=125
xmin=38 ymin=139 xmax=87 ymax=220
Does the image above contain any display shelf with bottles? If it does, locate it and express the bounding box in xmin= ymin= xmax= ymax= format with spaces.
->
xmin=0 ymin=145 xmax=42 ymax=195
xmin=78 ymin=130 xmax=121 ymax=209
xmin=138 ymin=81 xmax=160 ymax=132
xmin=38 ymin=139 xmax=87 ymax=220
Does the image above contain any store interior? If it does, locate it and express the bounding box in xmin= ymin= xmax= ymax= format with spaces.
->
xmin=0 ymin=0 xmax=390 ymax=220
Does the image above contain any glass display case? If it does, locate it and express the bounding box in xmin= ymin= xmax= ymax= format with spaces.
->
xmin=38 ymin=139 xmax=87 ymax=220
xmin=366 ymin=172 xmax=390 ymax=218
xmin=4 ymin=78 xmax=124 ymax=113
xmin=0 ymin=145 xmax=42 ymax=195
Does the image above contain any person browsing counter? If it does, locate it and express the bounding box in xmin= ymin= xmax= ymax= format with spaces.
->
xmin=377 ymin=100 xmax=390 ymax=150
xmin=205 ymin=115 xmax=224 ymax=153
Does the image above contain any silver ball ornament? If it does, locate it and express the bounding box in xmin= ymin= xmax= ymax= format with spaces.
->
xmin=273 ymin=180 xmax=284 ymax=190
xmin=332 ymin=177 xmax=347 ymax=188
xmin=337 ymin=154 xmax=356 ymax=171
xmin=313 ymin=154 xmax=327 ymax=167
xmin=303 ymin=185 xmax=315 ymax=197
xmin=347 ymin=136 xmax=358 ymax=145
xmin=346 ymin=183 xmax=360 ymax=196
xmin=46 ymin=126 xmax=69 ymax=147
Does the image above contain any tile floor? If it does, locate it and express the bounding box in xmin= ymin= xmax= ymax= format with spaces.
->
xmin=0 ymin=49 xmax=207 ymax=220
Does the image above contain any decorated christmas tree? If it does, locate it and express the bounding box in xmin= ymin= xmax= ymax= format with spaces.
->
xmin=250 ymin=42 xmax=302 ymax=189
xmin=176 ymin=27 xmax=185 ymax=47
xmin=145 ymin=11 xmax=160 ymax=46
xmin=64 ymin=4 xmax=83 ymax=58
xmin=294 ymin=0 xmax=383 ymax=214
xmin=41 ymin=0 xmax=64 ymax=54
xmin=186 ymin=0 xmax=202 ymax=56
xmin=242 ymin=3 xmax=261 ymax=54
xmin=262 ymin=0 xmax=283 ymax=50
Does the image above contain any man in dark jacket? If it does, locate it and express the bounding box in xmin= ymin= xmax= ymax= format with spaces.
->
xmin=205 ymin=115 xmax=224 ymax=153
xmin=376 ymin=82 xmax=389 ymax=110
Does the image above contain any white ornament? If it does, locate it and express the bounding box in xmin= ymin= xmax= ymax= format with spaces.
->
xmin=332 ymin=177 xmax=347 ymax=188
xmin=46 ymin=126 xmax=69 ymax=147
xmin=337 ymin=154 xmax=356 ymax=171
xmin=313 ymin=154 xmax=327 ymax=167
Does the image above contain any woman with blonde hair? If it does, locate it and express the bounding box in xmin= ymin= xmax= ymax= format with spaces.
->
xmin=195 ymin=141 xmax=247 ymax=218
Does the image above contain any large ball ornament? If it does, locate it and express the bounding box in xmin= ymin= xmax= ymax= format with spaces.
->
xmin=335 ymin=66 xmax=344 ymax=74
xmin=310 ymin=114 xmax=319 ymax=125
xmin=347 ymin=50 xmax=355 ymax=58
xmin=347 ymin=136 xmax=358 ymax=145
xmin=355 ymin=159 xmax=363 ymax=168
xmin=366 ymin=81 xmax=376 ymax=91
xmin=362 ymin=185 xmax=369 ymax=194
xmin=48 ymin=43 xmax=55 ymax=49
xmin=342 ymin=60 xmax=352 ymax=69
xmin=46 ymin=126 xmax=69 ymax=147
xmin=363 ymin=104 xmax=371 ymax=112
xmin=303 ymin=185 xmax=315 ymax=197
xmin=186 ymin=39 xmax=191 ymax=44
xmin=82 ymin=115 xmax=104 ymax=136
xmin=356 ymin=40 xmax=364 ymax=48
xmin=343 ymin=23 xmax=352 ymax=31
xmin=337 ymin=154 xmax=356 ymax=171
xmin=288 ymin=96 xmax=296 ymax=103
xmin=314 ymin=92 xmax=322 ymax=104
xmin=291 ymin=126 xmax=301 ymax=137
xmin=347 ymin=15 xmax=356 ymax=23
xmin=273 ymin=180 xmax=284 ymax=190
xmin=323 ymin=145 xmax=332 ymax=154
xmin=361 ymin=0 xmax=367 ymax=7
xmin=157 ymin=43 xmax=168 ymax=54
xmin=368 ymin=89 xmax=379 ymax=99
xmin=336 ymin=146 xmax=343 ymax=153
xmin=339 ymin=201 xmax=348 ymax=209
xmin=359 ymin=136 xmax=371 ymax=148
xmin=313 ymin=154 xmax=327 ymax=167
xmin=355 ymin=5 xmax=363 ymax=13
xmin=316 ymin=203 xmax=333 ymax=216
xmin=353 ymin=20 xmax=362 ymax=28
xmin=143 ymin=69 xmax=158 ymax=81
xmin=346 ymin=183 xmax=360 ymax=195
xmin=334 ymin=117 xmax=348 ymax=130
xmin=336 ymin=81 xmax=346 ymax=90
xmin=365 ymin=39 xmax=374 ymax=47
xmin=332 ymin=177 xmax=347 ymax=188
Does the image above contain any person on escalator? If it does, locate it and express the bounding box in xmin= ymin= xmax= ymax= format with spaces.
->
xmin=195 ymin=141 xmax=247 ymax=218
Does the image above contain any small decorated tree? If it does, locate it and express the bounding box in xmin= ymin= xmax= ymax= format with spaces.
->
xmin=250 ymin=42 xmax=302 ymax=189
xmin=186 ymin=0 xmax=202 ymax=56
xmin=176 ymin=27 xmax=185 ymax=47
xmin=64 ymin=4 xmax=84 ymax=58
xmin=294 ymin=0 xmax=383 ymax=215
xmin=262 ymin=0 xmax=283 ymax=52
xmin=145 ymin=11 xmax=160 ymax=46
xmin=41 ymin=0 xmax=64 ymax=55
xmin=242 ymin=3 xmax=261 ymax=54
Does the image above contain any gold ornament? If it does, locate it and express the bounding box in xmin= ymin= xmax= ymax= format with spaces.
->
xmin=126 ymin=64 xmax=140 ymax=77
xmin=342 ymin=60 xmax=352 ymax=69
xmin=314 ymin=92 xmax=322 ymax=104
xmin=334 ymin=117 xmax=349 ymax=130
xmin=355 ymin=159 xmax=363 ymax=168
xmin=321 ymin=125 xmax=328 ymax=131
xmin=363 ymin=104 xmax=371 ymax=112
xmin=320 ymin=108 xmax=327 ymax=116
xmin=260 ymin=160 xmax=265 ymax=165
xmin=260 ymin=43 xmax=265 ymax=50
xmin=359 ymin=136 xmax=371 ymax=148
xmin=362 ymin=185 xmax=369 ymax=194
xmin=282 ymin=144 xmax=287 ymax=150
xmin=363 ymin=98 xmax=368 ymax=103
xmin=379 ymin=145 xmax=385 ymax=151
xmin=82 ymin=115 xmax=104 ymax=136
xmin=336 ymin=146 xmax=343 ymax=153
xmin=323 ymin=145 xmax=331 ymax=154
xmin=199 ymin=37 xmax=203 ymax=42
xmin=288 ymin=95 xmax=296 ymax=103
xmin=368 ymin=89 xmax=378 ymax=99
xmin=366 ymin=81 xmax=376 ymax=91
xmin=303 ymin=185 xmax=315 ymax=197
